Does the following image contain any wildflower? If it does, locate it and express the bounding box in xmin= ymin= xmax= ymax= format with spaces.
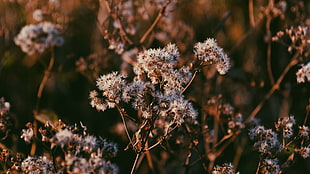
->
xmin=14 ymin=22 xmax=63 ymax=55
xmin=260 ymin=158 xmax=281 ymax=174
xmin=21 ymin=123 xmax=34 ymax=143
xmin=249 ymin=126 xmax=281 ymax=154
xmin=154 ymin=94 xmax=197 ymax=126
xmin=162 ymin=67 xmax=192 ymax=95
xmin=298 ymin=125 xmax=310 ymax=139
xmin=21 ymin=156 xmax=54 ymax=174
xmin=50 ymin=128 xmax=74 ymax=148
xmin=275 ymin=115 xmax=296 ymax=139
xmin=212 ymin=163 xmax=239 ymax=174
xmin=32 ymin=9 xmax=44 ymax=21
xmin=134 ymin=43 xmax=180 ymax=82
xmin=296 ymin=62 xmax=310 ymax=83
xmin=298 ymin=146 xmax=310 ymax=159
xmin=194 ymin=38 xmax=231 ymax=75
xmin=90 ymin=72 xmax=127 ymax=111
xmin=122 ymin=79 xmax=154 ymax=110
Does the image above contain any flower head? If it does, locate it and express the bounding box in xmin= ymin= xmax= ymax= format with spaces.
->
xmin=296 ymin=62 xmax=310 ymax=83
xmin=194 ymin=38 xmax=231 ymax=75
xmin=14 ymin=22 xmax=64 ymax=55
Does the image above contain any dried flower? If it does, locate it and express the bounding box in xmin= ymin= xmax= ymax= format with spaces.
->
xmin=194 ymin=38 xmax=231 ymax=75
xmin=21 ymin=123 xmax=34 ymax=143
xmin=249 ymin=126 xmax=281 ymax=154
xmin=259 ymin=158 xmax=281 ymax=174
xmin=296 ymin=62 xmax=310 ymax=83
xmin=298 ymin=146 xmax=310 ymax=159
xmin=275 ymin=115 xmax=296 ymax=139
xmin=21 ymin=156 xmax=54 ymax=174
xmin=14 ymin=22 xmax=64 ymax=55
xmin=32 ymin=9 xmax=44 ymax=21
xmin=212 ymin=163 xmax=239 ymax=174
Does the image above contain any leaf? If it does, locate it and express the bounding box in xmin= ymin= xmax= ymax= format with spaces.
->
xmin=34 ymin=109 xmax=59 ymax=124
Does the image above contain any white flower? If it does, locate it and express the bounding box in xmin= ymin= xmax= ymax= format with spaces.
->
xmin=21 ymin=156 xmax=54 ymax=174
xmin=14 ymin=22 xmax=64 ymax=55
xmin=194 ymin=38 xmax=231 ymax=75
xmin=50 ymin=128 xmax=74 ymax=148
xmin=21 ymin=127 xmax=33 ymax=143
xmin=296 ymin=62 xmax=310 ymax=83
xmin=32 ymin=9 xmax=44 ymax=21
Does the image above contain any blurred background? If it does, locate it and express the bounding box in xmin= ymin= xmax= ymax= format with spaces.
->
xmin=0 ymin=0 xmax=309 ymax=173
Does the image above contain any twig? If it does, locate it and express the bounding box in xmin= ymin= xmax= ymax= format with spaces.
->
xmin=130 ymin=153 xmax=140 ymax=174
xmin=244 ymin=53 xmax=299 ymax=124
xmin=35 ymin=47 xmax=55 ymax=111
xmin=182 ymin=70 xmax=198 ymax=94
xmin=265 ymin=0 xmax=275 ymax=85
xmin=115 ymin=104 xmax=134 ymax=147
xmin=139 ymin=0 xmax=170 ymax=44
xmin=249 ymin=0 xmax=256 ymax=27
xmin=32 ymin=47 xmax=55 ymax=156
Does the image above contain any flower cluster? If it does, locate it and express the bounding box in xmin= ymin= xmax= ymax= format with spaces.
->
xmin=90 ymin=72 xmax=127 ymax=112
xmin=20 ymin=120 xmax=119 ymax=174
xmin=296 ymin=62 xmax=310 ymax=83
xmin=14 ymin=21 xmax=64 ymax=55
xmin=259 ymin=158 xmax=281 ymax=174
xmin=0 ymin=97 xmax=14 ymax=141
xmin=249 ymin=125 xmax=281 ymax=154
xmin=90 ymin=43 xmax=200 ymax=152
xmin=21 ymin=156 xmax=54 ymax=174
xmin=272 ymin=25 xmax=309 ymax=53
xmin=249 ymin=115 xmax=310 ymax=173
xmin=275 ymin=115 xmax=296 ymax=138
xmin=212 ymin=163 xmax=239 ymax=174
xmin=194 ymin=38 xmax=231 ymax=75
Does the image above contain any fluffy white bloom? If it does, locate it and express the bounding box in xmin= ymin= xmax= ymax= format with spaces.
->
xmin=275 ymin=115 xmax=296 ymax=139
xmin=21 ymin=127 xmax=33 ymax=143
xmin=21 ymin=156 xmax=54 ymax=174
xmin=296 ymin=62 xmax=310 ymax=83
xmin=155 ymin=94 xmax=197 ymax=126
xmin=90 ymin=72 xmax=127 ymax=111
xmin=32 ymin=9 xmax=44 ymax=21
xmin=249 ymin=126 xmax=281 ymax=154
xmin=212 ymin=163 xmax=239 ymax=174
xmin=50 ymin=128 xmax=74 ymax=148
xmin=260 ymin=158 xmax=280 ymax=174
xmin=134 ymin=43 xmax=180 ymax=81
xmin=14 ymin=22 xmax=64 ymax=55
xmin=194 ymin=38 xmax=231 ymax=75
xmin=298 ymin=146 xmax=310 ymax=159
xmin=299 ymin=125 xmax=310 ymax=138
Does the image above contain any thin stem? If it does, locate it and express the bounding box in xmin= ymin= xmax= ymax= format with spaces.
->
xmin=245 ymin=54 xmax=299 ymax=124
xmin=255 ymin=160 xmax=261 ymax=174
xmin=265 ymin=0 xmax=275 ymax=85
xmin=115 ymin=104 xmax=134 ymax=147
xmin=181 ymin=70 xmax=198 ymax=94
xmin=139 ymin=0 xmax=170 ymax=44
xmin=131 ymin=153 xmax=140 ymax=174
xmin=249 ymin=0 xmax=256 ymax=27
xmin=145 ymin=149 xmax=155 ymax=174
xmin=35 ymin=47 xmax=55 ymax=111
xmin=303 ymin=100 xmax=310 ymax=125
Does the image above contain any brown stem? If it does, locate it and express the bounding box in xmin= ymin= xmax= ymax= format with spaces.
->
xmin=35 ymin=48 xmax=55 ymax=111
xmin=249 ymin=0 xmax=256 ymax=27
xmin=265 ymin=0 xmax=275 ymax=85
xmin=182 ymin=70 xmax=198 ymax=94
xmin=115 ymin=104 xmax=134 ymax=147
xmin=32 ymin=47 xmax=55 ymax=156
xmin=139 ymin=0 xmax=170 ymax=44
xmin=245 ymin=54 xmax=299 ymax=124
xmin=131 ymin=153 xmax=140 ymax=174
